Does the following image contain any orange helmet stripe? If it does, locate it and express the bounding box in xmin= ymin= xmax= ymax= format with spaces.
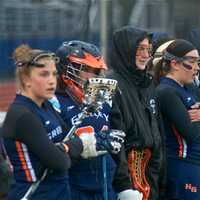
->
xmin=68 ymin=53 xmax=107 ymax=70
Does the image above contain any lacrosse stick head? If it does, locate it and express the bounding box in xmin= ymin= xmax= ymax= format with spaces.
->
xmin=82 ymin=77 xmax=118 ymax=113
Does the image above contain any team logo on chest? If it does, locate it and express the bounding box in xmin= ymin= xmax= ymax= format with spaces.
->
xmin=67 ymin=105 xmax=75 ymax=111
xmin=149 ymin=98 xmax=156 ymax=114
xmin=47 ymin=126 xmax=62 ymax=140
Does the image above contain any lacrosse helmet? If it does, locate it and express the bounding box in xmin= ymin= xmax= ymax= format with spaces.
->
xmin=56 ymin=40 xmax=107 ymax=102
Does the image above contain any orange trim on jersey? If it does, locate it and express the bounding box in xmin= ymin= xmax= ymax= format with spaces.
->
xmin=75 ymin=126 xmax=94 ymax=136
xmin=172 ymin=126 xmax=184 ymax=158
xmin=16 ymin=141 xmax=32 ymax=182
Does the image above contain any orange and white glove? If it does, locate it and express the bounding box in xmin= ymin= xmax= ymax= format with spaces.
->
xmin=76 ymin=127 xmax=125 ymax=158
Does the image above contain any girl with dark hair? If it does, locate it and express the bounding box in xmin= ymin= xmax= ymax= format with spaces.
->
xmin=155 ymin=39 xmax=200 ymax=200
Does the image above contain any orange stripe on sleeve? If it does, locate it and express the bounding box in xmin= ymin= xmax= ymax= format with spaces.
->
xmin=16 ymin=141 xmax=32 ymax=182
xmin=172 ymin=126 xmax=184 ymax=158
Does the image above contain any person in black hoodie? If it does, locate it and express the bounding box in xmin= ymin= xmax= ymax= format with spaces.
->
xmin=109 ymin=26 xmax=165 ymax=200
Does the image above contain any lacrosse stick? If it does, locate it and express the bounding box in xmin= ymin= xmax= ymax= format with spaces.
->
xmin=128 ymin=148 xmax=151 ymax=200
xmin=63 ymin=77 xmax=118 ymax=141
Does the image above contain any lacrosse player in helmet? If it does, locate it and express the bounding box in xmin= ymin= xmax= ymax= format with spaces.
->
xmin=50 ymin=40 xmax=128 ymax=200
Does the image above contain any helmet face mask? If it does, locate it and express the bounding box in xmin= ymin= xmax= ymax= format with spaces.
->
xmin=65 ymin=61 xmax=85 ymax=88
xmin=56 ymin=40 xmax=107 ymax=102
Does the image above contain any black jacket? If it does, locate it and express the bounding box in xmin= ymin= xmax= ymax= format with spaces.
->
xmin=109 ymin=26 xmax=166 ymax=200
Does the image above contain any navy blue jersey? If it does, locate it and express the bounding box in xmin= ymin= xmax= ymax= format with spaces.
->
xmin=157 ymin=77 xmax=200 ymax=164
xmin=2 ymin=95 xmax=75 ymax=200
xmin=56 ymin=94 xmax=116 ymax=192
xmin=156 ymin=77 xmax=200 ymax=199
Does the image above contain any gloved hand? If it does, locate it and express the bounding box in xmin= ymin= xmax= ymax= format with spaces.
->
xmin=95 ymin=129 xmax=125 ymax=154
xmin=77 ymin=128 xmax=125 ymax=158
xmin=117 ymin=189 xmax=143 ymax=200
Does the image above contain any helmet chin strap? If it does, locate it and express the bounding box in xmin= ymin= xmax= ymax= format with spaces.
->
xmin=62 ymin=75 xmax=85 ymax=104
